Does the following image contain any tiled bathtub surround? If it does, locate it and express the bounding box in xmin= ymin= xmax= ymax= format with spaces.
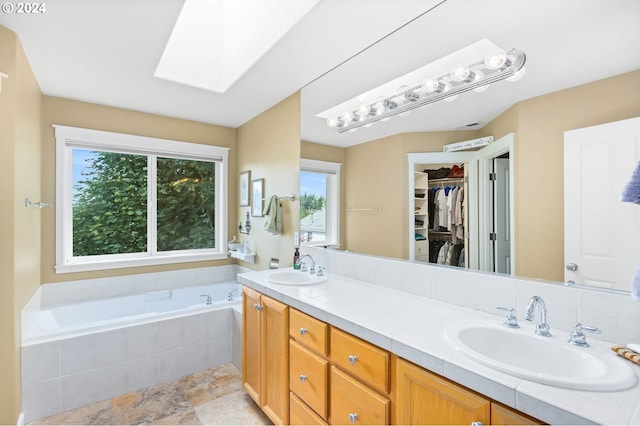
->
xmin=21 ymin=265 xmax=248 ymax=423
xmin=305 ymin=246 xmax=640 ymax=346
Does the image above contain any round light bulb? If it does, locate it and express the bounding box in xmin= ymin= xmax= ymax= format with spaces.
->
xmin=341 ymin=111 xmax=354 ymax=123
xmin=484 ymin=49 xmax=507 ymax=70
xmin=326 ymin=117 xmax=338 ymax=128
xmin=451 ymin=66 xmax=471 ymax=82
xmin=423 ymin=78 xmax=443 ymax=94
xmin=358 ymin=102 xmax=370 ymax=118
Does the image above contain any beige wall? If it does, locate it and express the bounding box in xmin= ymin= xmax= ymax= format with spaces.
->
xmin=0 ymin=26 xmax=42 ymax=424
xmin=303 ymin=70 xmax=640 ymax=282
xmin=40 ymin=96 xmax=238 ymax=283
xmin=237 ymin=93 xmax=301 ymax=270
xmin=504 ymin=70 xmax=640 ymax=281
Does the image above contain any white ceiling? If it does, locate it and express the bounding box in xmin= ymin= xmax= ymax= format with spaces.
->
xmin=1 ymin=0 xmax=639 ymax=148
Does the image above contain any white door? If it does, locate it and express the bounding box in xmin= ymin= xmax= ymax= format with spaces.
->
xmin=493 ymin=157 xmax=511 ymax=274
xmin=564 ymin=117 xmax=640 ymax=290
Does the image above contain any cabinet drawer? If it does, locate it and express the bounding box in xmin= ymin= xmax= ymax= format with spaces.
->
xmin=330 ymin=366 xmax=389 ymax=425
xmin=290 ymin=308 xmax=329 ymax=356
xmin=290 ymin=392 xmax=328 ymax=426
xmin=290 ymin=340 xmax=329 ymax=419
xmin=330 ymin=327 xmax=389 ymax=394
xmin=414 ymin=240 xmax=428 ymax=257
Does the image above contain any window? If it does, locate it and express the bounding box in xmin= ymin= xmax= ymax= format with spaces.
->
xmin=55 ymin=125 xmax=229 ymax=273
xmin=299 ymin=159 xmax=341 ymax=247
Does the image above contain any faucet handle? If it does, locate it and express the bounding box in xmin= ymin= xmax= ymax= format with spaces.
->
xmin=568 ymin=323 xmax=601 ymax=347
xmin=316 ymin=266 xmax=325 ymax=276
xmin=496 ymin=306 xmax=519 ymax=328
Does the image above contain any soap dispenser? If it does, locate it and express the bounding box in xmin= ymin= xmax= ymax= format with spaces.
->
xmin=293 ymin=247 xmax=300 ymax=269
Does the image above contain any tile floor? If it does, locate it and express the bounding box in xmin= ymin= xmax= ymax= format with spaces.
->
xmin=31 ymin=363 xmax=271 ymax=425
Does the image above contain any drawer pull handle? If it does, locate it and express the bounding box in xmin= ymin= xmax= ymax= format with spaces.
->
xmin=348 ymin=355 xmax=358 ymax=365
xmin=471 ymin=422 xmax=483 ymax=426
xmin=253 ymin=303 xmax=263 ymax=311
xmin=349 ymin=413 xmax=358 ymax=423
xmin=299 ymin=327 xmax=308 ymax=335
xmin=299 ymin=374 xmax=308 ymax=382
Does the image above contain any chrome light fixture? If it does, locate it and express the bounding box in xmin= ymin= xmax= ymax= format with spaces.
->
xmin=321 ymin=42 xmax=526 ymax=133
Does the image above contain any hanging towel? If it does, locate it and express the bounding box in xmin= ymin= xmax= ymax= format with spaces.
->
xmin=621 ymin=161 xmax=640 ymax=300
xmin=263 ymin=195 xmax=282 ymax=235
xmin=622 ymin=161 xmax=640 ymax=204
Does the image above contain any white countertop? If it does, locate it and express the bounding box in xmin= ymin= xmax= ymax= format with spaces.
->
xmin=238 ymin=269 xmax=640 ymax=425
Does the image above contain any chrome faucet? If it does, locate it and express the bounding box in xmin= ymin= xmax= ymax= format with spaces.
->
xmin=296 ymin=254 xmax=316 ymax=274
xmin=524 ymin=295 xmax=551 ymax=336
xmin=227 ymin=289 xmax=239 ymax=301
xmin=568 ymin=323 xmax=601 ymax=347
xmin=200 ymin=294 xmax=213 ymax=305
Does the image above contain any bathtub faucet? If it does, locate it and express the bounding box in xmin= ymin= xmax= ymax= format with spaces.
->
xmin=200 ymin=294 xmax=213 ymax=305
xmin=228 ymin=289 xmax=239 ymax=301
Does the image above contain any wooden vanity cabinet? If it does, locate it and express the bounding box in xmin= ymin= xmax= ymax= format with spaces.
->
xmin=242 ymin=286 xmax=289 ymax=425
xmin=243 ymin=288 xmax=543 ymax=426
xmin=394 ymin=356 xmax=544 ymax=425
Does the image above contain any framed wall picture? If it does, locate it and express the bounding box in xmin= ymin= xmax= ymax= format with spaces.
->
xmin=251 ymin=178 xmax=264 ymax=217
xmin=239 ymin=170 xmax=250 ymax=206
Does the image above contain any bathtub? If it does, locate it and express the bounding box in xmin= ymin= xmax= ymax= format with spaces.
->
xmin=23 ymin=281 xmax=242 ymax=346
xmin=21 ymin=277 xmax=244 ymax=423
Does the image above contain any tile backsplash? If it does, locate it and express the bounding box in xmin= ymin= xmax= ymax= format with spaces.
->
xmin=305 ymin=247 xmax=640 ymax=345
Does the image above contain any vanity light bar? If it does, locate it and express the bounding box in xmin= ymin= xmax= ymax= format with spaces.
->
xmin=327 ymin=48 xmax=526 ymax=133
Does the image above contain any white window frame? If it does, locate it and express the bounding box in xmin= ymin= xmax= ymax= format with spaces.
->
xmin=54 ymin=125 xmax=229 ymax=273
xmin=300 ymin=158 xmax=341 ymax=248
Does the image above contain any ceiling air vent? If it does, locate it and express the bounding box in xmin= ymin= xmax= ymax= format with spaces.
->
xmin=456 ymin=121 xmax=484 ymax=129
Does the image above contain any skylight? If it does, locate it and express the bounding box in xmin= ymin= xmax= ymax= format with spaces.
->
xmin=155 ymin=0 xmax=320 ymax=93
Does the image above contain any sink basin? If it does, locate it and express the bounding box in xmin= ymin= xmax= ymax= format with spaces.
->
xmin=445 ymin=321 xmax=637 ymax=391
xmin=264 ymin=270 xmax=327 ymax=286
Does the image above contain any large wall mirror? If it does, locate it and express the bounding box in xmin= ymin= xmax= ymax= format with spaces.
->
xmin=299 ymin=0 xmax=640 ymax=293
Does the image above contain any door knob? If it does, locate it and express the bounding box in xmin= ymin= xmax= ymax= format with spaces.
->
xmin=348 ymin=355 xmax=358 ymax=364
xmin=349 ymin=413 xmax=358 ymax=423
xmin=299 ymin=374 xmax=308 ymax=382
xmin=299 ymin=327 xmax=308 ymax=335
xmin=566 ymin=263 xmax=578 ymax=271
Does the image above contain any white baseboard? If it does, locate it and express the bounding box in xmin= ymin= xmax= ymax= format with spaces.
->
xmin=17 ymin=412 xmax=25 ymax=426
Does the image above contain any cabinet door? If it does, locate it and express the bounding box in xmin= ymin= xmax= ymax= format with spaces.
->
xmin=262 ymin=295 xmax=290 ymax=425
xmin=242 ymin=286 xmax=262 ymax=404
xmin=491 ymin=402 xmax=545 ymax=425
xmin=394 ymin=357 xmax=490 ymax=425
